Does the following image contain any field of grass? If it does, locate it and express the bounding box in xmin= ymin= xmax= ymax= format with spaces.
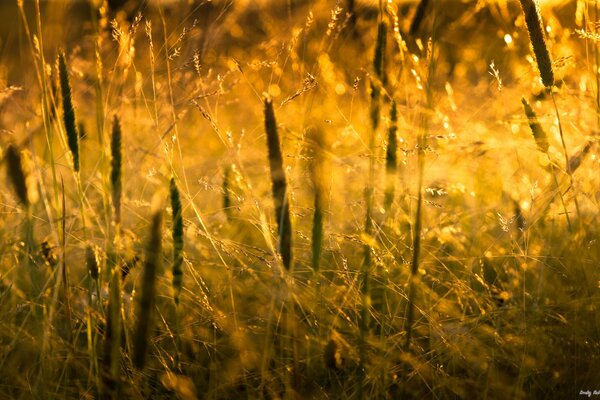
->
xmin=0 ymin=0 xmax=599 ymax=398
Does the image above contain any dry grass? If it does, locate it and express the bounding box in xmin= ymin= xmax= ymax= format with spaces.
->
xmin=0 ymin=1 xmax=599 ymax=399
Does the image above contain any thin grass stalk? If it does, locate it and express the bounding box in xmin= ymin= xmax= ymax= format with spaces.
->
xmin=263 ymin=95 xmax=293 ymax=271
xmin=550 ymin=92 xmax=582 ymax=225
xmin=60 ymin=178 xmax=73 ymax=343
xmin=521 ymin=97 xmax=572 ymax=230
xmin=359 ymin=10 xmax=388 ymax=398
xmin=86 ymin=244 xmax=100 ymax=388
xmin=404 ymin=0 xmax=440 ymax=356
xmin=132 ymin=200 xmax=163 ymax=369
xmin=103 ymin=250 xmax=122 ymax=399
xmin=89 ymin=3 xmax=112 ymax=242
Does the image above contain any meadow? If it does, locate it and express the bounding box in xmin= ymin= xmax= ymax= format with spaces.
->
xmin=0 ymin=0 xmax=599 ymax=398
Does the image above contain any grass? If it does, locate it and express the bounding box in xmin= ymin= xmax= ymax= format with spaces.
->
xmin=0 ymin=0 xmax=599 ymax=399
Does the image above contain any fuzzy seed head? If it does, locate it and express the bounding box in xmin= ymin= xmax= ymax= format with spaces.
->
xmin=5 ymin=144 xmax=29 ymax=207
xmin=519 ymin=0 xmax=554 ymax=87
xmin=110 ymin=115 xmax=123 ymax=224
xmin=521 ymin=97 xmax=550 ymax=154
xmin=170 ymin=177 xmax=184 ymax=305
xmin=58 ymin=49 xmax=80 ymax=171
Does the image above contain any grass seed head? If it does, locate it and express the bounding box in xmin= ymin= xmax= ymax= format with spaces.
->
xmin=521 ymin=97 xmax=550 ymax=154
xmin=170 ymin=177 xmax=184 ymax=305
xmin=4 ymin=144 xmax=29 ymax=208
xmin=110 ymin=115 xmax=123 ymax=224
xmin=86 ymin=245 xmax=99 ymax=281
xmin=58 ymin=49 xmax=80 ymax=172
xmin=133 ymin=198 xmax=163 ymax=369
xmin=519 ymin=0 xmax=554 ymax=87
xmin=263 ymin=94 xmax=293 ymax=270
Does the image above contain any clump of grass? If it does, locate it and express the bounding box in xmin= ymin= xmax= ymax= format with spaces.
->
xmin=132 ymin=197 xmax=163 ymax=369
xmin=4 ymin=144 xmax=29 ymax=208
xmin=263 ymin=94 xmax=293 ymax=271
xmin=384 ymin=100 xmax=398 ymax=212
xmin=519 ymin=0 xmax=554 ymax=87
xmin=110 ymin=115 xmax=123 ymax=225
xmin=57 ymin=49 xmax=80 ymax=172
xmin=170 ymin=177 xmax=184 ymax=305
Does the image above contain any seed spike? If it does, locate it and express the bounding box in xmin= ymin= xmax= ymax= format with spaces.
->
xmin=5 ymin=144 xmax=29 ymax=207
xmin=170 ymin=177 xmax=184 ymax=305
xmin=133 ymin=200 xmax=163 ymax=369
xmin=263 ymin=94 xmax=293 ymax=270
xmin=58 ymin=49 xmax=80 ymax=172
xmin=519 ymin=0 xmax=554 ymax=87
xmin=110 ymin=115 xmax=123 ymax=224
xmin=521 ymin=97 xmax=550 ymax=154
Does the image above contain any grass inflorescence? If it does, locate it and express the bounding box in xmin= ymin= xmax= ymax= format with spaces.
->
xmin=58 ymin=49 xmax=80 ymax=172
xmin=263 ymin=94 xmax=293 ymax=271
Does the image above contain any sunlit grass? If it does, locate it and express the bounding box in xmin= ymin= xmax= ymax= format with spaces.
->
xmin=0 ymin=0 xmax=599 ymax=399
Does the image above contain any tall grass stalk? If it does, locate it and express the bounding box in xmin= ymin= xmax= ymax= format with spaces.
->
xmin=310 ymin=131 xmax=326 ymax=275
xmin=58 ymin=49 xmax=90 ymax=242
xmin=518 ymin=0 xmax=581 ymax=225
xmin=60 ymin=178 xmax=73 ymax=342
xmin=103 ymin=115 xmax=124 ymax=398
xmin=359 ymin=9 xmax=388 ymax=397
xmin=103 ymin=251 xmax=122 ymax=398
xmin=263 ymin=95 xmax=293 ymax=271
xmin=133 ymin=198 xmax=163 ymax=369
xmin=521 ymin=97 xmax=572 ymax=230
xmin=85 ymin=244 xmax=100 ymax=386
xmin=404 ymin=0 xmax=440 ymax=354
